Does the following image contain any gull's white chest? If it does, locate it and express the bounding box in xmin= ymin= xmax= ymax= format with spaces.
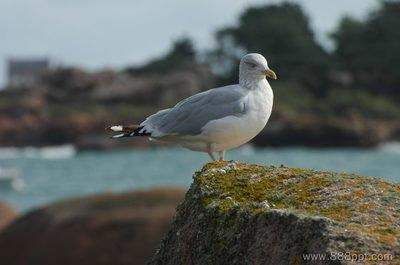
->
xmin=199 ymin=86 xmax=273 ymax=152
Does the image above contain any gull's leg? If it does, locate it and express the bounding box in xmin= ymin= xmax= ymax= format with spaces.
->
xmin=218 ymin=150 xmax=226 ymax=161
xmin=207 ymin=143 xmax=217 ymax=161
xmin=208 ymin=152 xmax=217 ymax=161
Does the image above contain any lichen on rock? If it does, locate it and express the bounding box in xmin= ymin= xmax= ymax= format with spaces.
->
xmin=150 ymin=161 xmax=400 ymax=265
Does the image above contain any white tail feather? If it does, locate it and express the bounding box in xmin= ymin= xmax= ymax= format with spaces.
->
xmin=110 ymin=125 xmax=123 ymax=132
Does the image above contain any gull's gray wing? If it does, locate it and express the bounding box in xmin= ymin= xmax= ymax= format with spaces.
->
xmin=144 ymin=85 xmax=248 ymax=136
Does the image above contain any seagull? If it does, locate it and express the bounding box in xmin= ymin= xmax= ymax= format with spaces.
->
xmin=108 ymin=53 xmax=277 ymax=161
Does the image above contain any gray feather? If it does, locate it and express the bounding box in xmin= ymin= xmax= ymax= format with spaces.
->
xmin=144 ymin=85 xmax=248 ymax=136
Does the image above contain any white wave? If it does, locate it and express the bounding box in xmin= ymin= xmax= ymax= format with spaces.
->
xmin=0 ymin=167 xmax=25 ymax=192
xmin=378 ymin=142 xmax=400 ymax=154
xmin=39 ymin=145 xmax=77 ymax=159
xmin=0 ymin=147 xmax=20 ymax=159
xmin=0 ymin=145 xmax=76 ymax=159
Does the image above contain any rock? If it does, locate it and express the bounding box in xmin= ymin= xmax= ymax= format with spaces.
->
xmin=42 ymin=67 xmax=101 ymax=102
xmin=91 ymin=70 xmax=207 ymax=106
xmin=0 ymin=64 xmax=216 ymax=148
xmin=150 ymin=162 xmax=400 ymax=265
xmin=2 ymin=63 xmax=400 ymax=149
xmin=0 ymin=202 xmax=17 ymax=231
xmin=254 ymin=114 xmax=395 ymax=148
xmin=0 ymin=188 xmax=185 ymax=265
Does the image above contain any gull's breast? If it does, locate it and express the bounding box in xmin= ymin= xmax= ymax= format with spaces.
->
xmin=199 ymin=88 xmax=273 ymax=152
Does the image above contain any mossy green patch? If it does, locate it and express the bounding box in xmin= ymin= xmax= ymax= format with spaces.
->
xmin=194 ymin=161 xmax=400 ymax=254
xmin=150 ymin=162 xmax=400 ymax=265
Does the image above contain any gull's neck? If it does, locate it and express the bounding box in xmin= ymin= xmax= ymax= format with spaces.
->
xmin=239 ymin=73 xmax=268 ymax=90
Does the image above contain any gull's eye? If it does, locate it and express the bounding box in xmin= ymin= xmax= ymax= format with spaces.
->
xmin=246 ymin=62 xmax=257 ymax=68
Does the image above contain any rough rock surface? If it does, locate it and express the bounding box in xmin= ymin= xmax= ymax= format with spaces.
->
xmin=0 ymin=188 xmax=185 ymax=265
xmin=0 ymin=202 xmax=17 ymax=231
xmin=150 ymin=162 xmax=400 ymax=265
xmin=254 ymin=115 xmax=396 ymax=148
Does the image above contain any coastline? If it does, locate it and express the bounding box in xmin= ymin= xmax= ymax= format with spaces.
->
xmin=1 ymin=117 xmax=399 ymax=151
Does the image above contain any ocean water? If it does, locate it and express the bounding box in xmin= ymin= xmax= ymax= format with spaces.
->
xmin=0 ymin=144 xmax=399 ymax=212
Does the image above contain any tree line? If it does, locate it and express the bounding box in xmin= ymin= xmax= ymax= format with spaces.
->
xmin=127 ymin=1 xmax=400 ymax=105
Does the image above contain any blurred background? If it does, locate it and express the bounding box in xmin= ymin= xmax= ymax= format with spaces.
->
xmin=0 ymin=0 xmax=399 ymax=211
xmin=0 ymin=1 xmax=399 ymax=264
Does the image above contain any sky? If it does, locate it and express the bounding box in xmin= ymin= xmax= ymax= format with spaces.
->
xmin=0 ymin=0 xmax=378 ymax=87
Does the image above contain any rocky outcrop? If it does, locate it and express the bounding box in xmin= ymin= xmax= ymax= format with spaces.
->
xmin=91 ymin=70 xmax=211 ymax=106
xmin=254 ymin=114 xmax=400 ymax=148
xmin=0 ymin=64 xmax=215 ymax=148
xmin=150 ymin=162 xmax=400 ymax=265
xmin=1 ymin=64 xmax=400 ymax=148
xmin=0 ymin=188 xmax=185 ymax=265
xmin=0 ymin=202 xmax=17 ymax=231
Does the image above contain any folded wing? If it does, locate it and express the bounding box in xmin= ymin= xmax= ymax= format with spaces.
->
xmin=140 ymin=85 xmax=248 ymax=137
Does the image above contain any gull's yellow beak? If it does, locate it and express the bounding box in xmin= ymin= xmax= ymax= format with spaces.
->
xmin=264 ymin=69 xmax=277 ymax=80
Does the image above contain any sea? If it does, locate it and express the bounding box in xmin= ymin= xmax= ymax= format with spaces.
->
xmin=0 ymin=143 xmax=399 ymax=212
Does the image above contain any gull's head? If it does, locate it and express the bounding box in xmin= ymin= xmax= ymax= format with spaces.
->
xmin=239 ymin=53 xmax=277 ymax=82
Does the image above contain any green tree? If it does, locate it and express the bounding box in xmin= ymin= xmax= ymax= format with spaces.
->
xmin=212 ymin=2 xmax=330 ymax=96
xmin=126 ymin=37 xmax=196 ymax=75
xmin=332 ymin=1 xmax=400 ymax=95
